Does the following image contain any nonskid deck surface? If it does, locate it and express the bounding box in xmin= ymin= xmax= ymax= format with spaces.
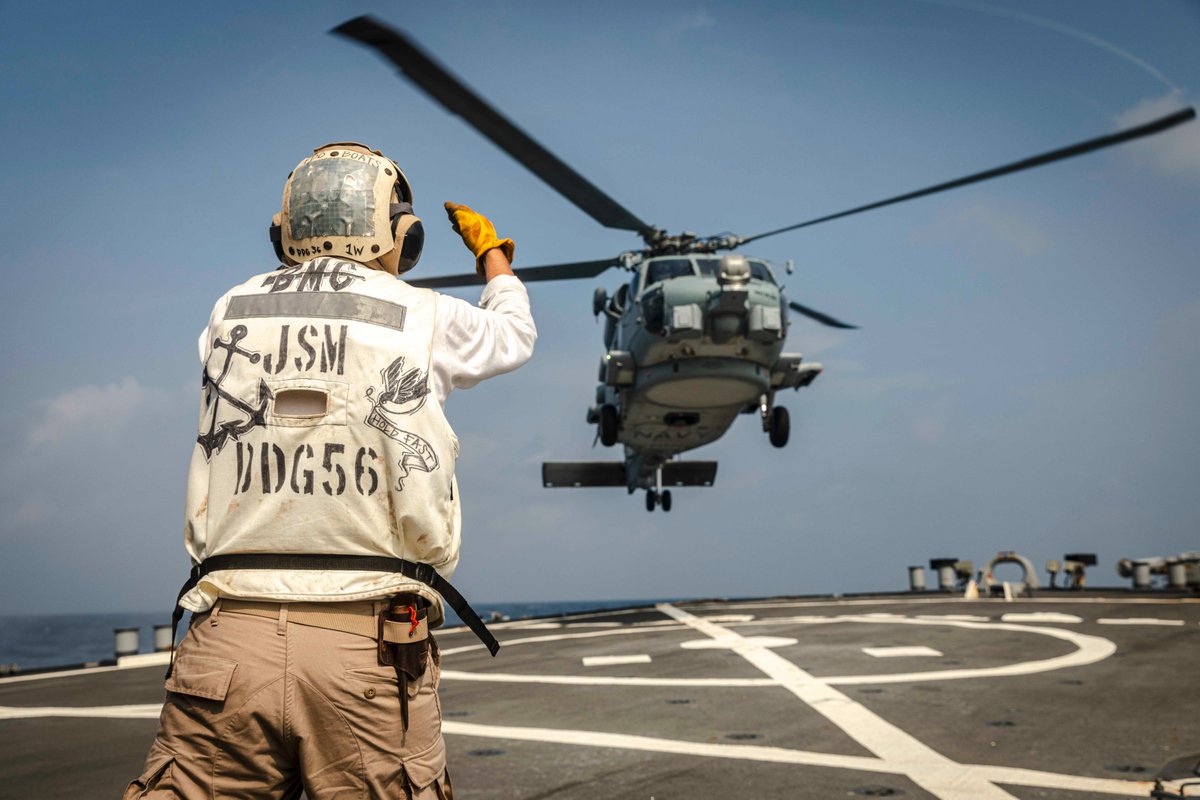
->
xmin=1 ymin=594 xmax=1197 ymax=799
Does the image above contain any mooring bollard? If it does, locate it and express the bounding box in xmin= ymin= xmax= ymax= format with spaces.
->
xmin=908 ymin=566 xmax=926 ymax=591
xmin=929 ymin=558 xmax=958 ymax=591
xmin=154 ymin=624 xmax=174 ymax=652
xmin=114 ymin=627 xmax=140 ymax=659
xmin=1167 ymin=560 xmax=1188 ymax=589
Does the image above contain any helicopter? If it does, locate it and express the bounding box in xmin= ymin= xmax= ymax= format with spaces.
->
xmin=334 ymin=16 xmax=1195 ymax=512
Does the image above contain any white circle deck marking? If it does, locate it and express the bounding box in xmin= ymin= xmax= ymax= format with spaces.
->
xmin=680 ymin=635 xmax=798 ymax=650
xmin=442 ymin=613 xmax=1115 ymax=687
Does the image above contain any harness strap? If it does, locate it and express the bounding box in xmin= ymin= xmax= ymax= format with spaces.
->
xmin=166 ymin=553 xmax=499 ymax=678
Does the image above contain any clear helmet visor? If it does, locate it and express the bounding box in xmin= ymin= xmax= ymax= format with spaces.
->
xmin=280 ymin=145 xmax=403 ymax=263
xmin=288 ymin=158 xmax=379 ymax=239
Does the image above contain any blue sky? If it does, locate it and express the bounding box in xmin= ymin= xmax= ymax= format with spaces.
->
xmin=1 ymin=1 xmax=1197 ymax=614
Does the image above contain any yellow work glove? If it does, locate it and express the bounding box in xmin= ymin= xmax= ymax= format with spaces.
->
xmin=444 ymin=201 xmax=515 ymax=276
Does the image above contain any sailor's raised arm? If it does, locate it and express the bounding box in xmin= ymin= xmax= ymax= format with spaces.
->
xmin=430 ymin=249 xmax=536 ymax=401
xmin=429 ymin=203 xmax=537 ymax=401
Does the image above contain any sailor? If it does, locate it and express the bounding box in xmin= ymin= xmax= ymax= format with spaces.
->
xmin=125 ymin=142 xmax=535 ymax=799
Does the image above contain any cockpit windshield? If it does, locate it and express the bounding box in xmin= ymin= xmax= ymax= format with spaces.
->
xmin=644 ymin=258 xmax=696 ymax=286
xmin=695 ymin=257 xmax=777 ymax=284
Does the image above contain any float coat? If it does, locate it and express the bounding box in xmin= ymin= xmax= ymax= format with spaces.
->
xmin=181 ymin=257 xmax=459 ymax=625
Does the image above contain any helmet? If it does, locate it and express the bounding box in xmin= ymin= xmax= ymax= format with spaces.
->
xmin=269 ymin=142 xmax=424 ymax=275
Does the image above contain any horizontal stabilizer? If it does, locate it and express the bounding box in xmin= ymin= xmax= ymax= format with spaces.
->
xmin=663 ymin=461 xmax=718 ymax=487
xmin=543 ymin=462 xmax=626 ymax=488
xmin=542 ymin=461 xmax=718 ymax=488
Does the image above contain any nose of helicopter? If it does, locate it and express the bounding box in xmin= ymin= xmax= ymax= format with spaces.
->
xmin=709 ymin=287 xmax=750 ymax=344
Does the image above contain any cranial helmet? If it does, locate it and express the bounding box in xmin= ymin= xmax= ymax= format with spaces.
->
xmin=269 ymin=142 xmax=424 ymax=275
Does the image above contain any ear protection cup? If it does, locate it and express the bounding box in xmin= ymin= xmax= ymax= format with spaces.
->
xmin=396 ymin=217 xmax=424 ymax=273
xmin=269 ymin=213 xmax=289 ymax=264
xmin=393 ymin=215 xmax=424 ymax=274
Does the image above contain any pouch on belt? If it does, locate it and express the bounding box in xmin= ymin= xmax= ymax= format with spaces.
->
xmin=379 ymin=596 xmax=430 ymax=730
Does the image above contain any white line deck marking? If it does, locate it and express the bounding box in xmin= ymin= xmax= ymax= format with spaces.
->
xmin=661 ymin=604 xmax=1015 ymax=800
xmin=440 ymin=720 xmax=1168 ymax=797
xmin=680 ymin=635 xmax=798 ymax=650
xmin=116 ymin=652 xmax=172 ymax=667
xmin=0 ymin=703 xmax=161 ymax=720
xmin=1097 ymin=617 xmax=1185 ymax=626
xmin=0 ymin=703 xmax=1169 ymax=796
xmin=581 ymin=655 xmax=651 ymax=667
xmin=566 ymin=622 xmax=622 ymax=628
xmin=1000 ymin=612 xmax=1082 ymax=624
xmin=0 ymin=655 xmax=173 ymax=685
xmin=441 ymin=670 xmax=775 ymax=687
xmin=916 ymin=614 xmax=990 ymax=622
xmin=862 ymin=646 xmax=944 ymax=658
xmin=700 ymin=614 xmax=755 ymax=623
xmin=684 ymin=596 xmax=1200 ymax=611
xmin=441 ymin=624 xmax=679 ymax=657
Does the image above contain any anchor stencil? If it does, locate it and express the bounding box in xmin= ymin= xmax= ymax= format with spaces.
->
xmin=197 ymin=325 xmax=273 ymax=459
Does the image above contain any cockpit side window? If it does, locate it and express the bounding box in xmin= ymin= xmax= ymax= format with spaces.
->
xmin=748 ymin=259 xmax=776 ymax=284
xmin=645 ymin=258 xmax=696 ymax=285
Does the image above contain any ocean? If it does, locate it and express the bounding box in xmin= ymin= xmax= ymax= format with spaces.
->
xmin=0 ymin=598 xmax=681 ymax=673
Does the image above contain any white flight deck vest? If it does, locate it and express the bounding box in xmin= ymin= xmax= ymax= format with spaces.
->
xmin=180 ymin=258 xmax=461 ymax=625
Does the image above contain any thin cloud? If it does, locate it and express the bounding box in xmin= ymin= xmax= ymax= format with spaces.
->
xmin=28 ymin=377 xmax=165 ymax=447
xmin=1115 ymin=94 xmax=1200 ymax=179
xmin=909 ymin=202 xmax=1049 ymax=257
xmin=659 ymin=9 xmax=716 ymax=41
xmin=912 ymin=415 xmax=947 ymax=444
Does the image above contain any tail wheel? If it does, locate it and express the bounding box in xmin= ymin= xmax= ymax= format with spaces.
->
xmin=661 ymin=490 xmax=672 ymax=512
xmin=645 ymin=490 xmax=657 ymax=512
xmin=769 ymin=406 xmax=790 ymax=448
xmin=599 ymin=404 xmax=619 ymax=447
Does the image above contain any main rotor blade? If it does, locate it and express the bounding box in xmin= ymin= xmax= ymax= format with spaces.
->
xmin=407 ymin=258 xmax=622 ymax=289
xmin=787 ymin=301 xmax=857 ymax=330
xmin=740 ymin=107 xmax=1196 ymax=246
xmin=332 ymin=16 xmax=657 ymax=240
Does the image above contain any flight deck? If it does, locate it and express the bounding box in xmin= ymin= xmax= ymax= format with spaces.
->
xmin=1 ymin=592 xmax=1197 ymax=799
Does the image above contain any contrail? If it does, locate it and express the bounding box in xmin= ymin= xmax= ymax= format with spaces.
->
xmin=915 ymin=0 xmax=1183 ymax=96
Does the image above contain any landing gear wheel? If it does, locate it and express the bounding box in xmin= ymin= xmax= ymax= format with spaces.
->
xmin=769 ymin=406 xmax=790 ymax=448
xmin=661 ymin=490 xmax=672 ymax=512
xmin=645 ymin=490 xmax=657 ymax=512
xmin=599 ymin=404 xmax=619 ymax=447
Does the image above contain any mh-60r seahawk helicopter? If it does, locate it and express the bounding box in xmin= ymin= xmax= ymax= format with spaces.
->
xmin=335 ymin=16 xmax=1194 ymax=512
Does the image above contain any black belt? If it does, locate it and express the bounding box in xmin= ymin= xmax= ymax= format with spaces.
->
xmin=167 ymin=553 xmax=499 ymax=677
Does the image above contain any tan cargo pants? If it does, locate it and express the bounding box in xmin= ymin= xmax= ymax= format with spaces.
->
xmin=125 ymin=599 xmax=452 ymax=799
